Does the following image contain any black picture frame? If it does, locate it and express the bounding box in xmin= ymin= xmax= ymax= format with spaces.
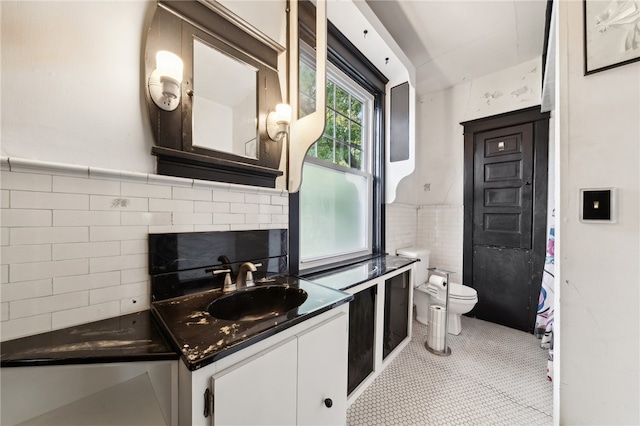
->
xmin=583 ymin=0 xmax=640 ymax=75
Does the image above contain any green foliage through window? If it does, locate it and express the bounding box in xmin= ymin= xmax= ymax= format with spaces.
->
xmin=300 ymin=60 xmax=366 ymax=171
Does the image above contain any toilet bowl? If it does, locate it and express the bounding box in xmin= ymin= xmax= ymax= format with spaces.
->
xmin=421 ymin=281 xmax=477 ymax=335
xmin=396 ymin=246 xmax=478 ymax=335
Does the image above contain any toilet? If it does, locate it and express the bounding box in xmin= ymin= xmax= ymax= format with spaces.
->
xmin=396 ymin=247 xmax=478 ymax=335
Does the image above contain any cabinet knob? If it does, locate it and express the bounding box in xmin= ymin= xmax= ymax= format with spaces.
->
xmin=324 ymin=398 xmax=333 ymax=408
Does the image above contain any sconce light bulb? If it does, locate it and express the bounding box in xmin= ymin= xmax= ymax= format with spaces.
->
xmin=149 ymin=50 xmax=184 ymax=112
xmin=156 ymin=51 xmax=183 ymax=83
xmin=267 ymin=103 xmax=292 ymax=142
xmin=275 ymin=103 xmax=292 ymax=124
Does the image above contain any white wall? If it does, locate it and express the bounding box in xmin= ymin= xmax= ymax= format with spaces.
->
xmin=558 ymin=1 xmax=640 ymax=423
xmin=1 ymin=0 xmax=157 ymax=173
xmin=388 ymin=57 xmax=543 ymax=280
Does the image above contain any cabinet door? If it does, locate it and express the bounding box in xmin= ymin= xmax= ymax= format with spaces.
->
xmin=297 ymin=313 xmax=348 ymax=426
xmin=348 ymin=285 xmax=376 ymax=395
xmin=383 ymin=271 xmax=410 ymax=359
xmin=212 ymin=338 xmax=297 ymax=426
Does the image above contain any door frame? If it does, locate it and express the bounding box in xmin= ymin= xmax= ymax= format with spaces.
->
xmin=462 ymin=106 xmax=550 ymax=331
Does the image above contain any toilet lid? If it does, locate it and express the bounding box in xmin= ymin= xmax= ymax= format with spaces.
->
xmin=449 ymin=283 xmax=477 ymax=300
xmin=424 ymin=282 xmax=477 ymax=300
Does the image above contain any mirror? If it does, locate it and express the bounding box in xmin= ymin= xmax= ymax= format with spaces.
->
xmin=192 ymin=38 xmax=258 ymax=159
xmin=145 ymin=1 xmax=285 ymax=188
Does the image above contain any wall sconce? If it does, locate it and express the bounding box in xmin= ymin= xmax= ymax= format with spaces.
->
xmin=266 ymin=103 xmax=292 ymax=141
xmin=148 ymin=51 xmax=183 ymax=112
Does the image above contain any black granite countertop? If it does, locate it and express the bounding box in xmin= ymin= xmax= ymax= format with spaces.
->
xmin=152 ymin=275 xmax=352 ymax=371
xmin=304 ymin=254 xmax=417 ymax=291
xmin=0 ymin=256 xmax=409 ymax=370
xmin=1 ymin=311 xmax=179 ymax=367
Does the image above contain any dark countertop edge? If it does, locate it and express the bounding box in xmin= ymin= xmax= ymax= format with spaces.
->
xmin=1 ymin=352 xmax=180 ymax=368
xmin=338 ymin=260 xmax=417 ymax=292
xmin=303 ymin=255 xmax=418 ymax=292
xmin=298 ymin=253 xmax=387 ymax=277
xmin=181 ymin=295 xmax=353 ymax=371
xmin=0 ymin=310 xmax=180 ymax=368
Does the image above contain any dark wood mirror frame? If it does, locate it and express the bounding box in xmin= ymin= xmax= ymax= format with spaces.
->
xmin=145 ymin=0 xmax=285 ymax=188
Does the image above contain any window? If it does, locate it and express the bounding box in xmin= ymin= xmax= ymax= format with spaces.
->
xmin=298 ymin=59 xmax=374 ymax=270
xmin=289 ymin=1 xmax=388 ymax=275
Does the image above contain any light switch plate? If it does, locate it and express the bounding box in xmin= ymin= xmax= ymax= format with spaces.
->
xmin=579 ymin=188 xmax=616 ymax=223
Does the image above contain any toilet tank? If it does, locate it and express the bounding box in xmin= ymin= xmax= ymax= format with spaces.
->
xmin=396 ymin=247 xmax=430 ymax=286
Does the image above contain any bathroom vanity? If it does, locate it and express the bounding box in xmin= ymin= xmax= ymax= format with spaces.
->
xmin=1 ymin=228 xmax=415 ymax=425
xmin=148 ymin=229 xmax=353 ymax=425
xmin=306 ymin=255 xmax=416 ymax=404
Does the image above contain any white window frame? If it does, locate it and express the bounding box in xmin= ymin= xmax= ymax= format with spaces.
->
xmin=298 ymin=57 xmax=375 ymax=272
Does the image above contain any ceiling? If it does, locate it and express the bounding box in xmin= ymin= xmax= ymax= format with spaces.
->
xmin=365 ymin=0 xmax=549 ymax=94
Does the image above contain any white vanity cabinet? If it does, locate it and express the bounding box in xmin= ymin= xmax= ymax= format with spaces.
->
xmin=297 ymin=311 xmax=348 ymax=425
xmin=212 ymin=338 xmax=298 ymax=425
xmin=180 ymin=305 xmax=349 ymax=426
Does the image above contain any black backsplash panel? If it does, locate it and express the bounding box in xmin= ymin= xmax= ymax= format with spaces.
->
xmin=149 ymin=229 xmax=287 ymax=275
xmin=149 ymin=229 xmax=288 ymax=301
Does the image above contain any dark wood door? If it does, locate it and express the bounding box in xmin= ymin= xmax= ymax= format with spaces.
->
xmin=463 ymin=107 xmax=549 ymax=333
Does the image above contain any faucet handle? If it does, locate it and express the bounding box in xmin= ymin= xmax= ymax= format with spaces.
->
xmin=208 ymin=268 xmax=235 ymax=292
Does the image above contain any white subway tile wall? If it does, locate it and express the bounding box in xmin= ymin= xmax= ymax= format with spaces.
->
xmin=417 ymin=205 xmax=463 ymax=278
xmin=385 ymin=203 xmax=418 ymax=256
xmin=386 ymin=203 xmax=462 ymax=276
xmin=0 ymin=162 xmax=289 ymax=341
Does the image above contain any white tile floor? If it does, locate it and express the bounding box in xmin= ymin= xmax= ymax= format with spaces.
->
xmin=347 ymin=316 xmax=553 ymax=425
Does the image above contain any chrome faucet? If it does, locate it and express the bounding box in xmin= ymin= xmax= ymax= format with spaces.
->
xmin=236 ymin=262 xmax=261 ymax=289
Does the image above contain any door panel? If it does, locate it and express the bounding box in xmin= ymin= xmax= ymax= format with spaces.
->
xmin=473 ymin=124 xmax=533 ymax=250
xmin=463 ymin=107 xmax=549 ymax=333
xmin=472 ymin=246 xmax=532 ymax=331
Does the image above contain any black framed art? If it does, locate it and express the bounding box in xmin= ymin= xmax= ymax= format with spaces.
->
xmin=583 ymin=0 xmax=640 ymax=75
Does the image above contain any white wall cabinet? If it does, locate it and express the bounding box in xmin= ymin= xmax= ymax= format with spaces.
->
xmin=180 ymin=306 xmax=349 ymax=426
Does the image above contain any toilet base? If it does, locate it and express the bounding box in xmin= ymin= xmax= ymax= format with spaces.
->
xmin=448 ymin=313 xmax=462 ymax=335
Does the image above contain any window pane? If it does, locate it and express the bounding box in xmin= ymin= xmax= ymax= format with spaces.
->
xmin=317 ymin=137 xmax=334 ymax=162
xmin=300 ymin=163 xmax=368 ymax=260
xmin=327 ymin=81 xmax=335 ymax=108
xmin=307 ymin=142 xmax=318 ymax=158
xmin=351 ymin=122 xmax=362 ymax=147
xmin=325 ymin=109 xmax=335 ymax=137
xmin=335 ymin=86 xmax=350 ymax=116
xmin=335 ymin=114 xmax=349 ymax=143
xmin=350 ymin=98 xmax=362 ymax=123
xmin=336 ymin=142 xmax=350 ymax=168
xmin=350 ymin=147 xmax=362 ymax=170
